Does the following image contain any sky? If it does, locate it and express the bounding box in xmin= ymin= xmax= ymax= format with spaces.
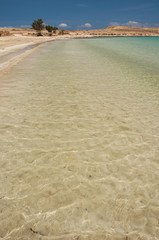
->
xmin=0 ymin=0 xmax=159 ymax=29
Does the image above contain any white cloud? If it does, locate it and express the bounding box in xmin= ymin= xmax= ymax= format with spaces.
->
xmin=77 ymin=23 xmax=92 ymax=29
xmin=108 ymin=21 xmax=150 ymax=28
xmin=20 ymin=25 xmax=31 ymax=28
xmin=124 ymin=21 xmax=142 ymax=27
xmin=59 ymin=23 xmax=68 ymax=28
xmin=3 ymin=26 xmax=14 ymax=28
xmin=109 ymin=22 xmax=120 ymax=26
xmin=84 ymin=23 xmax=92 ymax=28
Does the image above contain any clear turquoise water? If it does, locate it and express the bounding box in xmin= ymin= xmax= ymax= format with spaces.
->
xmin=0 ymin=37 xmax=159 ymax=239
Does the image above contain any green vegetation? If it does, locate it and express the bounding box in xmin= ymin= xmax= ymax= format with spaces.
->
xmin=45 ymin=25 xmax=53 ymax=36
xmin=59 ymin=29 xmax=65 ymax=35
xmin=32 ymin=18 xmax=45 ymax=36
xmin=45 ymin=25 xmax=58 ymax=36
xmin=52 ymin=27 xmax=58 ymax=34
xmin=31 ymin=19 xmax=59 ymax=36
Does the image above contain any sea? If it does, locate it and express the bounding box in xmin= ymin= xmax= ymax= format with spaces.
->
xmin=0 ymin=37 xmax=159 ymax=239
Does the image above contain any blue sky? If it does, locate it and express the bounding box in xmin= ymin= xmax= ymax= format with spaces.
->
xmin=0 ymin=0 xmax=159 ymax=29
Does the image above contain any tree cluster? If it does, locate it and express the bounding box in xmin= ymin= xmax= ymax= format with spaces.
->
xmin=32 ymin=18 xmax=59 ymax=36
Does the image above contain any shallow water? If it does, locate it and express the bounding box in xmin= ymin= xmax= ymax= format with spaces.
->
xmin=0 ymin=43 xmax=41 ymax=69
xmin=0 ymin=37 xmax=159 ymax=240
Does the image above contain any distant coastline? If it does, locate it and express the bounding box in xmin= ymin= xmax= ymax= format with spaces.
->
xmin=1 ymin=26 xmax=159 ymax=38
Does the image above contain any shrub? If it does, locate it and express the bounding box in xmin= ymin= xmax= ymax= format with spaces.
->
xmin=59 ymin=29 xmax=65 ymax=35
xmin=45 ymin=25 xmax=53 ymax=32
xmin=52 ymin=27 xmax=58 ymax=34
xmin=32 ymin=18 xmax=45 ymax=36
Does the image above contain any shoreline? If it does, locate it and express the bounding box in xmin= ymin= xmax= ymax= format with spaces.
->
xmin=0 ymin=37 xmax=56 ymax=74
xmin=0 ymin=33 xmax=159 ymax=74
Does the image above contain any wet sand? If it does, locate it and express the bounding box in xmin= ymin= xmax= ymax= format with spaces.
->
xmin=0 ymin=36 xmax=56 ymax=73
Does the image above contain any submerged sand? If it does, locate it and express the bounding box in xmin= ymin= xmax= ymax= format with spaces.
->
xmin=0 ymin=38 xmax=159 ymax=240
